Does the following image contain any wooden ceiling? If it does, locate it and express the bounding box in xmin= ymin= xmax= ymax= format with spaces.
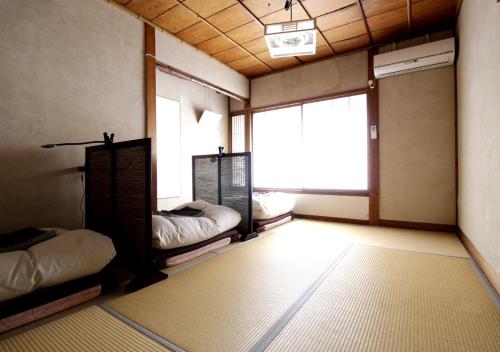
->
xmin=113 ymin=0 xmax=459 ymax=78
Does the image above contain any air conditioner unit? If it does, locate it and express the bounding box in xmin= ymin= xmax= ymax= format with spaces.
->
xmin=374 ymin=38 xmax=455 ymax=79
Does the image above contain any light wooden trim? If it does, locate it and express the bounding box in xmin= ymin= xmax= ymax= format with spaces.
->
xmin=406 ymin=0 xmax=412 ymax=32
xmin=379 ymin=219 xmax=456 ymax=233
xmin=254 ymin=187 xmax=369 ymax=197
xmin=145 ymin=23 xmax=157 ymax=211
xmin=357 ymin=0 xmax=374 ymax=44
xmin=173 ymin=0 xmax=274 ymax=72
xmin=244 ymin=80 xmax=252 ymax=152
xmin=458 ymin=227 xmax=500 ymax=295
xmin=367 ymin=50 xmax=379 ymax=225
xmin=228 ymin=99 xmax=233 ymax=153
xmin=296 ymin=0 xmax=336 ymax=55
xmin=295 ymin=213 xmax=370 ymax=225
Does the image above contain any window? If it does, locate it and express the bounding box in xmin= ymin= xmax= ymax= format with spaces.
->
xmin=156 ymin=96 xmax=181 ymax=198
xmin=231 ymin=114 xmax=245 ymax=152
xmin=252 ymin=93 xmax=368 ymax=191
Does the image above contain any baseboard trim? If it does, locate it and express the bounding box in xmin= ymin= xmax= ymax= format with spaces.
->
xmin=294 ymin=214 xmax=369 ymax=225
xmin=379 ymin=219 xmax=457 ymax=233
xmin=458 ymin=227 xmax=500 ymax=295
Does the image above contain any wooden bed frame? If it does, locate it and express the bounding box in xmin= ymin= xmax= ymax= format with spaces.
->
xmin=85 ymin=138 xmax=254 ymax=288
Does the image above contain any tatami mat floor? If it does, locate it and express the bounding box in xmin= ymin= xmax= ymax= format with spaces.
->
xmin=1 ymin=219 xmax=498 ymax=352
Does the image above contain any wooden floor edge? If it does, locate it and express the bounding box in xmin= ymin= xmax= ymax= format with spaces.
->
xmin=379 ymin=219 xmax=457 ymax=233
xmin=458 ymin=227 xmax=500 ymax=295
xmin=294 ymin=214 xmax=370 ymax=225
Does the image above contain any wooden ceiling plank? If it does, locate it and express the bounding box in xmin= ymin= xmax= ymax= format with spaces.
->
xmin=213 ymin=46 xmax=249 ymax=63
xmin=182 ymin=0 xmax=236 ymax=18
xmin=323 ymin=20 xmax=367 ymax=43
xmin=237 ymin=0 xmax=285 ymax=18
xmin=362 ymin=0 xmax=407 ymax=17
xmin=299 ymin=45 xmax=334 ymax=62
xmin=296 ymin=0 xmax=336 ymax=55
xmin=153 ymin=5 xmax=200 ymax=33
xmin=207 ymin=4 xmax=255 ymax=33
xmin=315 ymin=4 xmax=363 ymax=31
xmin=259 ymin=4 xmax=309 ymax=24
xmin=407 ymin=0 xmax=412 ymax=32
xmin=196 ymin=36 xmax=235 ymax=55
xmin=241 ymin=37 xmax=268 ymax=54
xmin=331 ymin=33 xmax=371 ymax=53
xmin=176 ymin=21 xmax=220 ymax=46
xmin=239 ymin=63 xmax=273 ymax=77
xmin=225 ymin=21 xmax=264 ymax=44
xmin=366 ymin=6 xmax=408 ymax=32
xmin=125 ymin=0 xmax=177 ymax=20
xmin=172 ymin=0 xmax=274 ymax=71
xmin=411 ymin=0 xmax=457 ymax=19
xmin=357 ymin=0 xmax=374 ymax=44
xmin=227 ymin=55 xmax=261 ymax=71
xmin=300 ymin=0 xmax=358 ymax=18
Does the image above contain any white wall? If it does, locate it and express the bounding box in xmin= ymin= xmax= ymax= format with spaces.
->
xmin=0 ymin=0 xmax=144 ymax=232
xmin=457 ymin=0 xmax=500 ymax=277
xmin=155 ymin=29 xmax=249 ymax=100
xmin=156 ymin=71 xmax=228 ymax=210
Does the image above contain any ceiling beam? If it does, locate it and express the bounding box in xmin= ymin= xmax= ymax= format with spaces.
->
xmin=407 ymin=0 xmax=412 ymax=32
xmin=357 ymin=0 xmax=374 ymax=45
xmin=296 ymin=0 xmax=337 ymax=55
xmin=173 ymin=0 xmax=274 ymax=72
xmin=235 ymin=0 xmax=304 ymax=63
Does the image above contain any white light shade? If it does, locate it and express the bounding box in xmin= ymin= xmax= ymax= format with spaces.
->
xmin=199 ymin=110 xmax=222 ymax=128
xmin=265 ymin=19 xmax=317 ymax=58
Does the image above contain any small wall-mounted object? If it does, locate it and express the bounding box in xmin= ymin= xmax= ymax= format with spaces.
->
xmin=370 ymin=125 xmax=378 ymax=140
xmin=199 ymin=110 xmax=222 ymax=128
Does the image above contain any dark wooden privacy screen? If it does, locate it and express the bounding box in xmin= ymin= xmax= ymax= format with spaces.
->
xmin=192 ymin=152 xmax=254 ymax=236
xmin=85 ymin=138 xmax=153 ymax=273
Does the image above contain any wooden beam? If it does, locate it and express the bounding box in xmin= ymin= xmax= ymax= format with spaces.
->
xmin=173 ymin=0 xmax=274 ymax=72
xmin=407 ymin=0 xmax=412 ymax=32
xmin=357 ymin=0 xmax=374 ymax=44
xmin=145 ymin=23 xmax=157 ymax=211
xmin=367 ymin=49 xmax=379 ymax=225
xmin=296 ymin=0 xmax=337 ymax=55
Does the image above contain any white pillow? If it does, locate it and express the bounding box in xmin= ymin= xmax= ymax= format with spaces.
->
xmin=29 ymin=229 xmax=116 ymax=288
xmin=0 ymin=251 xmax=39 ymax=302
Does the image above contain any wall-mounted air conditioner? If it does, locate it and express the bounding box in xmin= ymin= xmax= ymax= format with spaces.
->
xmin=374 ymin=38 xmax=455 ymax=79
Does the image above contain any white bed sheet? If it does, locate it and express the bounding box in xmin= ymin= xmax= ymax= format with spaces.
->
xmin=0 ymin=229 xmax=115 ymax=302
xmin=152 ymin=200 xmax=241 ymax=250
xmin=252 ymin=192 xmax=296 ymax=220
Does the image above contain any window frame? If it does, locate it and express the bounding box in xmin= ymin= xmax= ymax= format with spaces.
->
xmin=250 ymin=88 xmax=371 ymax=197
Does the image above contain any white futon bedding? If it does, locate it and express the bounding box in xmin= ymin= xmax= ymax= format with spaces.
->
xmin=152 ymin=200 xmax=241 ymax=250
xmin=0 ymin=229 xmax=116 ymax=302
xmin=252 ymin=192 xmax=296 ymax=220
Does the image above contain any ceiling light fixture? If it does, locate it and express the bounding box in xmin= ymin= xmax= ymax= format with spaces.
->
xmin=264 ymin=1 xmax=317 ymax=58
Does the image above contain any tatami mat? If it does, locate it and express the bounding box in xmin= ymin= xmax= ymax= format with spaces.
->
xmin=279 ymin=219 xmax=470 ymax=258
xmin=266 ymin=245 xmax=500 ymax=352
xmin=0 ymin=306 xmax=172 ymax=352
xmin=106 ymin=228 xmax=350 ymax=352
